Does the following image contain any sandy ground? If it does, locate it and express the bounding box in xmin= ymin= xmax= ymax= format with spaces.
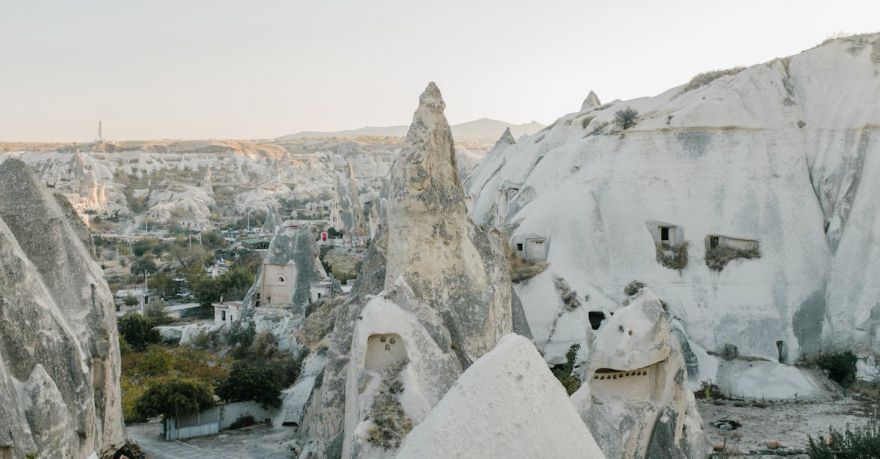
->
xmin=699 ymin=395 xmax=875 ymax=456
xmin=127 ymin=421 xmax=299 ymax=459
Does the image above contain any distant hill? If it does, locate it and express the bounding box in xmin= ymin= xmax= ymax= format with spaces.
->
xmin=281 ymin=118 xmax=545 ymax=143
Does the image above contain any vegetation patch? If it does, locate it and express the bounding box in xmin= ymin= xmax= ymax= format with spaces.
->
xmin=693 ymin=381 xmax=726 ymax=400
xmin=624 ymin=280 xmax=646 ymax=296
xmin=614 ymin=107 xmax=639 ymax=130
xmin=807 ymin=420 xmax=880 ymax=458
xmin=134 ymin=376 xmax=215 ymax=420
xmin=121 ymin=344 xmax=231 ymax=422
xmin=551 ymin=344 xmax=582 ymax=395
xmin=808 ymin=351 xmax=858 ymax=388
xmin=680 ymin=67 xmax=745 ymax=93
xmin=553 ymin=276 xmax=581 ymax=310
xmin=228 ymin=414 xmax=256 ymax=430
xmin=656 ymin=241 xmax=689 ymax=271
xmin=704 ymin=245 xmax=759 ymax=271
xmin=367 ymin=362 xmax=414 ymax=449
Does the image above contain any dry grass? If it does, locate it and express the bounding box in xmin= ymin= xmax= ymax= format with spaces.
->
xmin=681 ymin=67 xmax=746 ymax=94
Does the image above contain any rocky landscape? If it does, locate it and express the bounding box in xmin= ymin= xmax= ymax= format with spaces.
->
xmin=466 ymin=33 xmax=880 ymax=394
xmin=0 ymin=119 xmax=540 ymax=234
xmin=3 ymin=31 xmax=880 ymax=459
xmin=0 ymin=159 xmax=124 ymax=458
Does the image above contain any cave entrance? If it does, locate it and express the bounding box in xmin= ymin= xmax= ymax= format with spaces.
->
xmin=588 ymin=311 xmax=606 ymax=330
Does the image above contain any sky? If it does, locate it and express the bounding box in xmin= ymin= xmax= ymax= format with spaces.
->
xmin=1 ymin=0 xmax=878 ymax=142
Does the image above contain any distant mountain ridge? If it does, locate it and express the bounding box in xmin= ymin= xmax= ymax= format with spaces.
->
xmin=281 ymin=117 xmax=545 ymax=142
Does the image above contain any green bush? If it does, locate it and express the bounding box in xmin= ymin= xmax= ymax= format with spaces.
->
xmin=227 ymin=321 xmax=256 ymax=355
xmin=216 ymin=360 xmax=282 ymax=408
xmin=144 ymin=302 xmax=172 ymax=326
xmin=134 ymin=377 xmax=215 ymax=419
xmin=228 ymin=414 xmax=256 ymax=430
xmin=812 ymin=351 xmax=858 ymax=387
xmin=614 ymin=107 xmax=639 ymax=130
xmin=807 ymin=421 xmax=880 ymax=458
xmin=118 ymin=312 xmax=161 ymax=351
xmin=693 ymin=381 xmax=725 ymax=400
xmin=551 ymin=344 xmax=582 ymax=395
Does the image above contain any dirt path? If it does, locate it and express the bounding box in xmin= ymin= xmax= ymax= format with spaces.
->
xmin=699 ymin=395 xmax=875 ymax=456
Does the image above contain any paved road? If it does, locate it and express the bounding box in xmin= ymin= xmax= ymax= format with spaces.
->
xmin=127 ymin=422 xmax=296 ymax=459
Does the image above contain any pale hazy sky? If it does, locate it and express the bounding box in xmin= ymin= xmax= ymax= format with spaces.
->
xmin=2 ymin=0 xmax=878 ymax=142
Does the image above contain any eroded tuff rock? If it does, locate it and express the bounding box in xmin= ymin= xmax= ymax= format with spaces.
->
xmin=331 ymin=162 xmax=369 ymax=237
xmin=296 ymin=83 xmax=523 ymax=458
xmin=0 ymin=159 xmax=123 ymax=458
xmin=397 ymin=334 xmax=604 ymax=459
xmin=238 ymin=225 xmax=335 ymax=354
xmin=465 ymin=34 xmax=880 ymax=377
xmin=494 ymin=127 xmax=516 ymax=148
xmin=581 ymin=90 xmax=602 ymax=111
xmin=573 ymin=289 xmax=708 ymax=458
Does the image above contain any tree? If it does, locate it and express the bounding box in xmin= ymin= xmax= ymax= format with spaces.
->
xmin=134 ymin=377 xmax=215 ymax=419
xmin=144 ymin=302 xmax=172 ymax=326
xmin=189 ymin=267 xmax=255 ymax=306
xmin=130 ymin=256 xmax=158 ymax=276
xmin=614 ymin=107 xmax=639 ymax=130
xmin=216 ymin=360 xmax=282 ymax=408
xmin=226 ymin=321 xmax=256 ymax=356
xmin=551 ymin=343 xmax=582 ymax=395
xmin=124 ymin=295 xmax=139 ymax=307
xmin=118 ymin=312 xmax=161 ymax=351
xmin=201 ymin=231 xmax=228 ymax=250
xmin=327 ymin=227 xmax=344 ymax=238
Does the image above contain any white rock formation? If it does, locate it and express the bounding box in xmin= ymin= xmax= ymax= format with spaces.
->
xmin=239 ymin=225 xmax=332 ymax=353
xmin=465 ymin=34 xmax=880 ymax=384
xmin=0 ymin=159 xmax=123 ymax=458
xmin=296 ymin=83 xmax=525 ymax=458
xmin=581 ymin=90 xmax=602 ymax=111
xmin=333 ymin=162 xmax=369 ymax=236
xmin=575 ymin=289 xmax=708 ymax=458
xmin=397 ymin=334 xmax=605 ymax=459
xmin=384 ymin=82 xmax=514 ymax=360
xmin=0 ymin=138 xmax=400 ymax=228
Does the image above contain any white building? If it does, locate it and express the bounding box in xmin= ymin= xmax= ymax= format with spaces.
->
xmin=213 ymin=301 xmax=243 ymax=324
xmin=255 ymin=261 xmax=297 ymax=307
xmin=309 ymin=280 xmax=333 ymax=304
xmin=511 ymin=234 xmax=550 ymax=262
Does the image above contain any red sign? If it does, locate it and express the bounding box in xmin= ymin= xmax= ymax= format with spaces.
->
xmin=321 ymin=231 xmax=328 ymax=241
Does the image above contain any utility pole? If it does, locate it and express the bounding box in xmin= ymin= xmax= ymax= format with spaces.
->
xmin=143 ymin=270 xmax=149 ymax=313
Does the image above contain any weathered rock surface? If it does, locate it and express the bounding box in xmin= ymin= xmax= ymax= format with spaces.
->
xmin=0 ymin=159 xmax=123 ymax=458
xmin=331 ymin=162 xmax=369 ymax=236
xmin=574 ymin=289 xmax=708 ymax=458
xmin=239 ymin=225 xmax=334 ymax=354
xmin=581 ymin=90 xmax=602 ymax=111
xmin=465 ymin=33 xmax=880 ymax=380
xmin=296 ymin=83 xmax=521 ymax=458
xmin=397 ymin=334 xmax=605 ymax=458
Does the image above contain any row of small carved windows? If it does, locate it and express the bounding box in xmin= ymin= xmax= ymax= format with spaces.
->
xmin=592 ymin=370 xmax=647 ymax=380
